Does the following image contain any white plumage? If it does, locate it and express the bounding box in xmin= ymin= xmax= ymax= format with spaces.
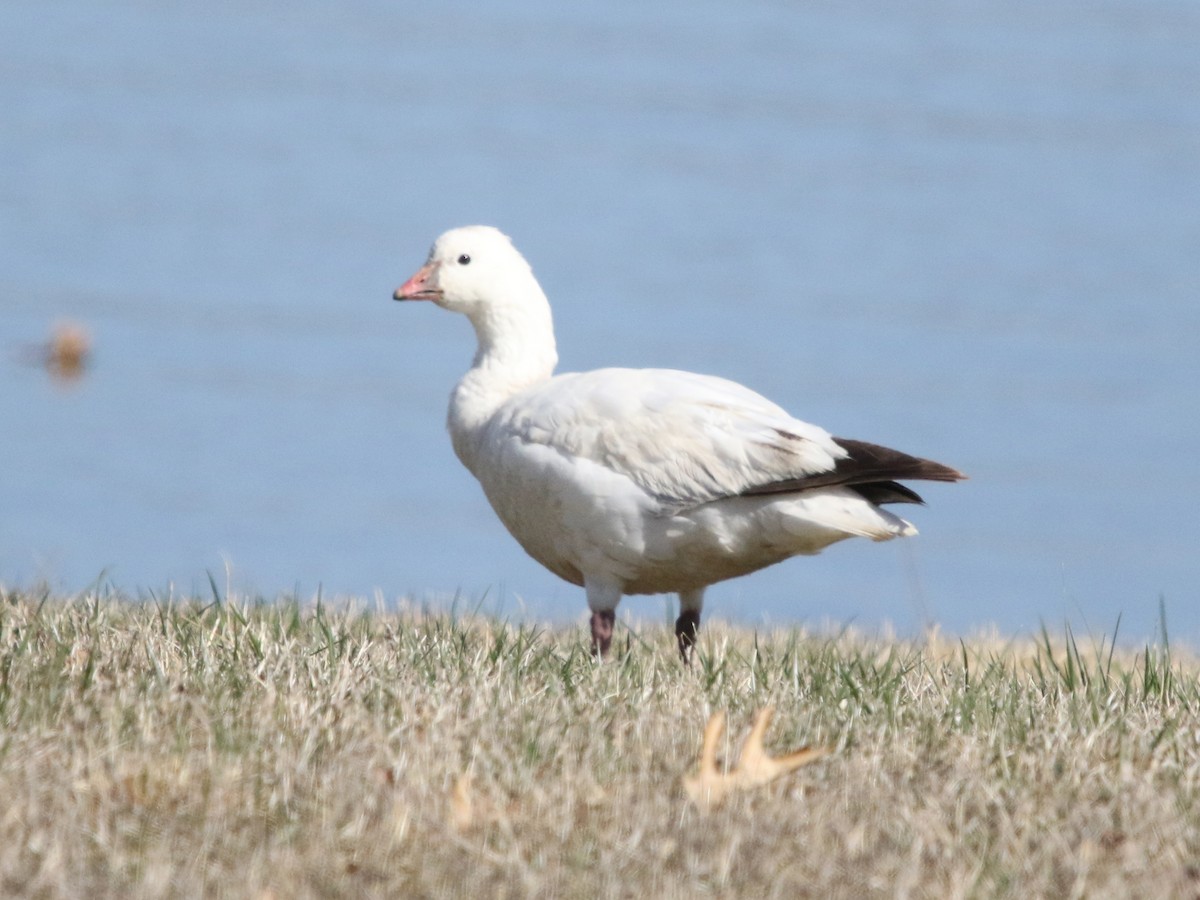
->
xmin=394 ymin=226 xmax=963 ymax=659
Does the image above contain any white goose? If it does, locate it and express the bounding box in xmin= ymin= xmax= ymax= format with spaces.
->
xmin=394 ymin=226 xmax=963 ymax=660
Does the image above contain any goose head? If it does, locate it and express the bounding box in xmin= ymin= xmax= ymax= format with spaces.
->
xmin=394 ymin=225 xmax=557 ymax=378
xmin=393 ymin=226 xmax=542 ymax=316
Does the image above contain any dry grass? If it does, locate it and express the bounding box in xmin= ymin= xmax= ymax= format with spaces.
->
xmin=2 ymin=588 xmax=1200 ymax=898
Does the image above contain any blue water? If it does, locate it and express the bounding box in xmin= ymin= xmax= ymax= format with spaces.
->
xmin=3 ymin=1 xmax=1198 ymax=641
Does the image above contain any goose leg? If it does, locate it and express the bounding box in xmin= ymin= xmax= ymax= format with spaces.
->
xmin=590 ymin=610 xmax=615 ymax=657
xmin=585 ymin=581 xmax=621 ymax=658
xmin=676 ymin=588 xmax=705 ymax=664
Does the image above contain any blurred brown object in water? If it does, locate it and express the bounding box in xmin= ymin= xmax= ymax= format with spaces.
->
xmin=44 ymin=320 xmax=92 ymax=382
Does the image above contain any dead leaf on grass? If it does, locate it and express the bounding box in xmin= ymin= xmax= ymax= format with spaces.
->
xmin=683 ymin=707 xmax=828 ymax=811
xmin=450 ymin=773 xmax=474 ymax=832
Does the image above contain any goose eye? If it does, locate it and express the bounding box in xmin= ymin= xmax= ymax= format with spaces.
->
xmin=457 ymin=254 xmax=471 ymax=265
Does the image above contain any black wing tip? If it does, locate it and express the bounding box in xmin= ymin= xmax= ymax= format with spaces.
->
xmin=832 ymin=437 xmax=966 ymax=484
xmin=920 ymin=464 xmax=968 ymax=483
xmin=850 ymin=480 xmax=927 ymax=505
xmin=736 ymin=438 xmax=965 ymax=503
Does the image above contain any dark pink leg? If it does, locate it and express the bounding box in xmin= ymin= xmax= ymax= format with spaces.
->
xmin=591 ymin=609 xmax=615 ymax=658
xmin=675 ymin=610 xmax=701 ymax=664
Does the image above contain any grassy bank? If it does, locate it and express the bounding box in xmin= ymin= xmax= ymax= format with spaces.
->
xmin=1 ymin=589 xmax=1198 ymax=898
